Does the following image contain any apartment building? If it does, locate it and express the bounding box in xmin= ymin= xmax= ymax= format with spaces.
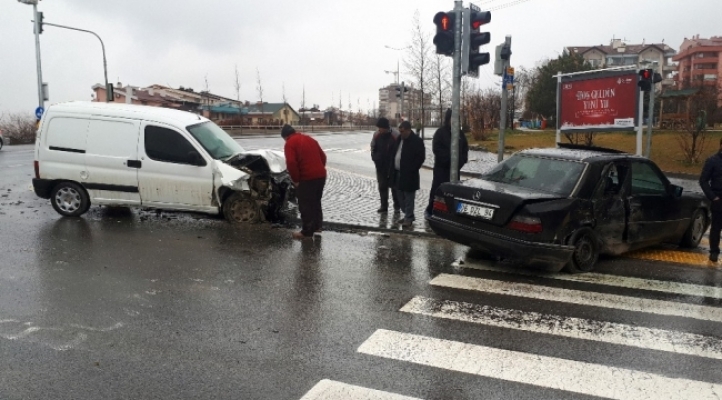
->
xmin=673 ymin=35 xmax=722 ymax=93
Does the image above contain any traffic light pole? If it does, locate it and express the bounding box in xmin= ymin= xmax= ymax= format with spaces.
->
xmin=645 ymin=88 xmax=655 ymax=158
xmin=497 ymin=36 xmax=511 ymax=163
xmin=400 ymin=81 xmax=405 ymax=122
xmin=450 ymin=0 xmax=463 ymax=182
xmin=636 ymin=87 xmax=644 ymax=156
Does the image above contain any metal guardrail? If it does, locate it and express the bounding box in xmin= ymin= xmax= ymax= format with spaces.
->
xmin=221 ymin=125 xmax=376 ymax=134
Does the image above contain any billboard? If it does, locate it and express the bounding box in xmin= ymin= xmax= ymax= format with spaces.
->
xmin=559 ymin=71 xmax=638 ymax=132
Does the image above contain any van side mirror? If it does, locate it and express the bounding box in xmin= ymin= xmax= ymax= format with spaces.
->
xmin=187 ymin=151 xmax=206 ymax=166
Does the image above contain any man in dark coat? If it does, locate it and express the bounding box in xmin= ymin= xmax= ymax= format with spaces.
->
xmin=391 ymin=121 xmax=426 ymax=227
xmin=370 ymin=117 xmax=400 ymax=214
xmin=700 ymin=138 xmax=722 ymax=262
xmin=425 ymin=108 xmax=469 ymax=218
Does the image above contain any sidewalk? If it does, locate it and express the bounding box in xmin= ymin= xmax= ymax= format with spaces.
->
xmin=300 ymin=147 xmax=499 ymax=237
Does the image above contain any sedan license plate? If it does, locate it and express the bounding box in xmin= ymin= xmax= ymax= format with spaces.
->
xmin=456 ymin=202 xmax=494 ymax=220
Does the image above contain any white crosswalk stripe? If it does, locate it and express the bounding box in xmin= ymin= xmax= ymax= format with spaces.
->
xmin=305 ymin=265 xmax=722 ymax=399
xmin=401 ymin=296 xmax=722 ymax=360
xmin=431 ymin=273 xmax=722 ymax=322
xmin=300 ymin=380 xmax=422 ymax=400
xmin=458 ymin=260 xmax=722 ymax=299
xmin=357 ymin=329 xmax=722 ymax=400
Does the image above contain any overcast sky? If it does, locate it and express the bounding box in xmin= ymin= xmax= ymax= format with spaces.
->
xmin=1 ymin=0 xmax=719 ymax=116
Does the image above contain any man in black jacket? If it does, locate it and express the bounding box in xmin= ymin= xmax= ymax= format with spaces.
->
xmin=425 ymin=109 xmax=469 ymax=218
xmin=699 ymin=138 xmax=722 ymax=262
xmin=370 ymin=117 xmax=400 ymax=214
xmin=391 ymin=121 xmax=426 ymax=227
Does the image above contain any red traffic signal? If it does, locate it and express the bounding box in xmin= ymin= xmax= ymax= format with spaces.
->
xmin=433 ymin=11 xmax=455 ymax=57
xmin=638 ymin=68 xmax=653 ymax=91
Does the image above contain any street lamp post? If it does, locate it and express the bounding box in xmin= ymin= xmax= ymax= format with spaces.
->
xmin=41 ymin=21 xmax=110 ymax=102
xmin=17 ymin=0 xmax=44 ymax=109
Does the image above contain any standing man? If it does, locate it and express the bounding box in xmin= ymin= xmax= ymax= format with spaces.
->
xmin=391 ymin=121 xmax=426 ymax=227
xmin=699 ymin=138 xmax=722 ymax=262
xmin=370 ymin=117 xmax=400 ymax=214
xmin=425 ymin=109 xmax=469 ymax=218
xmin=282 ymin=124 xmax=326 ymax=240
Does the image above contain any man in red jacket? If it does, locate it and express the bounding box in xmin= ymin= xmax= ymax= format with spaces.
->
xmin=282 ymin=124 xmax=327 ymax=240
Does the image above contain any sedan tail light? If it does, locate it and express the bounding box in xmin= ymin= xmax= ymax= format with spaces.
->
xmin=508 ymin=215 xmax=542 ymax=233
xmin=432 ymin=196 xmax=448 ymax=213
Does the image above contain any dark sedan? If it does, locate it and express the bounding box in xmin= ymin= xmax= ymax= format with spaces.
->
xmin=426 ymin=144 xmax=710 ymax=272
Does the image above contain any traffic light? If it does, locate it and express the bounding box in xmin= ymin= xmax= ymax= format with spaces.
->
xmin=638 ymin=68 xmax=653 ymax=91
xmin=463 ymin=9 xmax=491 ymax=78
xmin=433 ymin=11 xmax=455 ymax=57
xmin=395 ymin=85 xmax=401 ymax=99
xmin=653 ymin=72 xmax=663 ymax=84
xmin=37 ymin=11 xmax=44 ymax=34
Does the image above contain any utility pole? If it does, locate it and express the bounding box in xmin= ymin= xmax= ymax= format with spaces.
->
xmin=18 ymin=0 xmax=45 ymax=109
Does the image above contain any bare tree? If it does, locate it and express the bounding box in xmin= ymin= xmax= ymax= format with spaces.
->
xmin=282 ymin=82 xmax=287 ymax=104
xmin=203 ymin=74 xmax=210 ymax=109
xmin=0 ymin=112 xmax=36 ymax=144
xmin=404 ymin=10 xmax=432 ymax=138
xmin=430 ymin=53 xmax=451 ymax=126
xmin=677 ymin=86 xmax=718 ymax=163
xmin=234 ymin=64 xmax=242 ymax=102
xmin=256 ymin=68 xmax=264 ymax=122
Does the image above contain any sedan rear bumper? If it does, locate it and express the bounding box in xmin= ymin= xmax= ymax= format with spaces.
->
xmin=427 ymin=215 xmax=574 ymax=271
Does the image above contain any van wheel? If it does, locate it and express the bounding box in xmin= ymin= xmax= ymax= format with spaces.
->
xmin=223 ymin=192 xmax=260 ymax=224
xmin=51 ymin=182 xmax=90 ymax=217
xmin=563 ymin=227 xmax=599 ymax=273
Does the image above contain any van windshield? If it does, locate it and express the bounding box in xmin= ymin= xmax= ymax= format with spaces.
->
xmin=187 ymin=121 xmax=245 ymax=160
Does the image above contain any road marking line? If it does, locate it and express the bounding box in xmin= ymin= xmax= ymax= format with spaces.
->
xmin=358 ymin=329 xmax=722 ymax=400
xmin=401 ymin=296 xmax=722 ymax=360
xmin=300 ymin=379 xmax=421 ymax=400
xmin=459 ymin=260 xmax=722 ymax=299
xmin=430 ymin=274 xmax=722 ymax=322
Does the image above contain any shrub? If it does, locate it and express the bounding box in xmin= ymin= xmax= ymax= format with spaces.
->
xmin=0 ymin=112 xmax=37 ymax=144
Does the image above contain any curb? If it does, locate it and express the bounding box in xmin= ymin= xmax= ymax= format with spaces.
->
xmin=286 ymin=217 xmax=439 ymax=239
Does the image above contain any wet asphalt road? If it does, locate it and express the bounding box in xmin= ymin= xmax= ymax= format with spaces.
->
xmin=2 ymin=142 xmax=722 ymax=399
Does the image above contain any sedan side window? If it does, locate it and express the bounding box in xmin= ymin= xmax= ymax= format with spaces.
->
xmin=145 ymin=125 xmax=205 ymax=166
xmin=631 ymin=162 xmax=666 ymax=195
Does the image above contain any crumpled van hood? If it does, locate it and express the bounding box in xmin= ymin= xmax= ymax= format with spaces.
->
xmin=239 ymin=150 xmax=286 ymax=173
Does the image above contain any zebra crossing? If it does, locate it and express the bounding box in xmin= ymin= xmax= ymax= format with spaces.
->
xmin=301 ymin=258 xmax=722 ymax=400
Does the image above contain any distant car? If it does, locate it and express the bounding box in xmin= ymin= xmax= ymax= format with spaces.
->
xmin=427 ymin=144 xmax=710 ymax=272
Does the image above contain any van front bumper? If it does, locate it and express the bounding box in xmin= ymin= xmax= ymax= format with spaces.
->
xmin=33 ymin=178 xmax=54 ymax=199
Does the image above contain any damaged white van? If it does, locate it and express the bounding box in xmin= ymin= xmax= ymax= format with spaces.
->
xmin=32 ymin=102 xmax=294 ymax=223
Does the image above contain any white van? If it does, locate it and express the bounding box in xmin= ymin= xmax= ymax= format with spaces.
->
xmin=33 ymin=101 xmax=294 ymax=223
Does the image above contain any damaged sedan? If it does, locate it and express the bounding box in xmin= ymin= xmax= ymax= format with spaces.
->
xmin=426 ymin=144 xmax=710 ymax=272
xmin=32 ymin=101 xmax=294 ymax=223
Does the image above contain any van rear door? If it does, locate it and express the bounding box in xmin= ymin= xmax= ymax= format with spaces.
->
xmin=84 ymin=117 xmax=142 ymax=206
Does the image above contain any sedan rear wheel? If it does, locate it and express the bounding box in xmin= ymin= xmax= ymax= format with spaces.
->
xmin=564 ymin=227 xmax=599 ymax=273
xmin=680 ymin=209 xmax=707 ymax=248
xmin=223 ymin=192 xmax=261 ymax=224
